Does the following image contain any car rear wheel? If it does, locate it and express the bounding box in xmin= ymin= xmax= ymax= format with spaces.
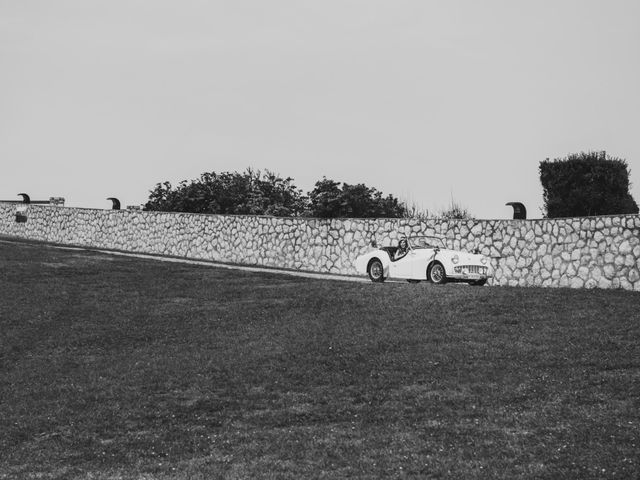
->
xmin=428 ymin=262 xmax=447 ymax=284
xmin=368 ymin=258 xmax=385 ymax=283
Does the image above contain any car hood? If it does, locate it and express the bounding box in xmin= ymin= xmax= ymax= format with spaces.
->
xmin=435 ymin=249 xmax=486 ymax=262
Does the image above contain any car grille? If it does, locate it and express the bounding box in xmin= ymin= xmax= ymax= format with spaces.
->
xmin=454 ymin=265 xmax=487 ymax=275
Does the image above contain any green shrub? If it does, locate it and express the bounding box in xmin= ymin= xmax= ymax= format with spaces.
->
xmin=402 ymin=198 xmax=473 ymax=220
xmin=539 ymin=151 xmax=638 ymax=218
xmin=144 ymin=169 xmax=307 ymax=216
xmin=307 ymin=177 xmax=406 ymax=218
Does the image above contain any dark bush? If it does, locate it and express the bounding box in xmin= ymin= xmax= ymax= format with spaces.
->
xmin=539 ymin=151 xmax=639 ymax=218
xmin=144 ymin=169 xmax=307 ymax=216
xmin=145 ymin=170 xmax=407 ymax=218
xmin=307 ymin=178 xmax=406 ymax=218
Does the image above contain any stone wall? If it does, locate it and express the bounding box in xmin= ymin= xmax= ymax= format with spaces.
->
xmin=1 ymin=203 xmax=639 ymax=291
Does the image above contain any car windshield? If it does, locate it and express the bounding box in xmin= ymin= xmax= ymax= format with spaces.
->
xmin=408 ymin=236 xmax=446 ymax=249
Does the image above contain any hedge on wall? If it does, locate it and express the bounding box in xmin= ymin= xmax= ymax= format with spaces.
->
xmin=144 ymin=169 xmax=308 ymax=216
xmin=540 ymin=151 xmax=639 ymax=218
xmin=307 ymin=178 xmax=406 ymax=218
xmin=144 ymin=170 xmax=408 ymax=218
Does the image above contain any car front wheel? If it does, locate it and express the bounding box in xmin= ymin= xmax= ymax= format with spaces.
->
xmin=368 ymin=258 xmax=385 ymax=283
xmin=428 ymin=262 xmax=447 ymax=284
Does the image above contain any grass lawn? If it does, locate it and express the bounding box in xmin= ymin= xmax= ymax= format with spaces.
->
xmin=1 ymin=240 xmax=639 ymax=479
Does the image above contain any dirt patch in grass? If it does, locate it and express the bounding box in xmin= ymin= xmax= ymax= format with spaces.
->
xmin=1 ymin=241 xmax=639 ymax=479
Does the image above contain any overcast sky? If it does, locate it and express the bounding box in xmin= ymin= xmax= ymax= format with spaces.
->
xmin=2 ymin=0 xmax=639 ymax=219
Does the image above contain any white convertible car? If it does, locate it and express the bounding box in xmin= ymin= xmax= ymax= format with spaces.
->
xmin=354 ymin=235 xmax=492 ymax=285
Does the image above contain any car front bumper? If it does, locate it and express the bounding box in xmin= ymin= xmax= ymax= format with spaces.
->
xmin=449 ymin=265 xmax=491 ymax=280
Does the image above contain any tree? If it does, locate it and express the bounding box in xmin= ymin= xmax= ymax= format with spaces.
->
xmin=307 ymin=177 xmax=406 ymax=218
xmin=146 ymin=171 xmax=407 ymax=218
xmin=306 ymin=178 xmax=343 ymax=217
xmin=144 ymin=169 xmax=307 ymax=216
xmin=539 ymin=151 xmax=639 ymax=218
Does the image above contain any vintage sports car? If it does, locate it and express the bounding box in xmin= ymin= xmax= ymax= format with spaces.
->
xmin=354 ymin=235 xmax=491 ymax=285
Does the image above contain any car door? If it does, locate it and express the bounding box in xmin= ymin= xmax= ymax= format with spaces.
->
xmin=389 ymin=249 xmax=417 ymax=278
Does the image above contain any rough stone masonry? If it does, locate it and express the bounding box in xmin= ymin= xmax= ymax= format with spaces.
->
xmin=1 ymin=203 xmax=639 ymax=291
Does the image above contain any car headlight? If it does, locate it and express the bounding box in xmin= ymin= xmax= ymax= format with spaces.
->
xmin=481 ymin=256 xmax=488 ymax=265
xmin=451 ymin=254 xmax=459 ymax=264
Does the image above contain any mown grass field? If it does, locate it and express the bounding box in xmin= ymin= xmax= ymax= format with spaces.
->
xmin=1 ymin=240 xmax=639 ymax=479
